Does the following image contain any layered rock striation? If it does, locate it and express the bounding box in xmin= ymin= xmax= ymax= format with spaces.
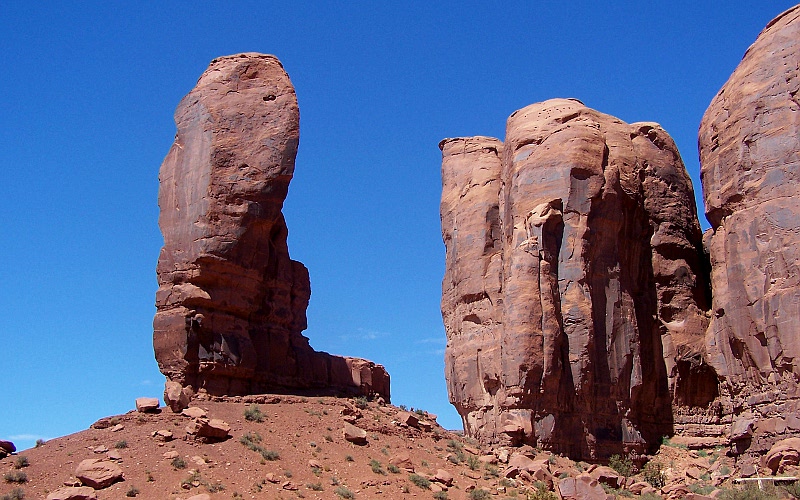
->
xmin=698 ymin=4 xmax=800 ymax=455
xmin=154 ymin=53 xmax=389 ymax=401
xmin=441 ymin=99 xmax=711 ymax=459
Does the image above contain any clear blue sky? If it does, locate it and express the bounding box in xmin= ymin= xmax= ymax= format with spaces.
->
xmin=1 ymin=1 xmax=795 ymax=450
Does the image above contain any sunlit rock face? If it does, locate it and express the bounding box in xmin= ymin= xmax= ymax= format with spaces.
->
xmin=699 ymin=5 xmax=800 ymax=455
xmin=154 ymin=53 xmax=389 ymax=401
xmin=441 ymin=98 xmax=710 ymax=460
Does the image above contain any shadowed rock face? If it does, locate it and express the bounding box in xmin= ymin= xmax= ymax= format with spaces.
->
xmin=441 ymin=99 xmax=710 ymax=459
xmin=154 ymin=53 xmax=389 ymax=400
xmin=699 ymin=5 xmax=800 ymax=454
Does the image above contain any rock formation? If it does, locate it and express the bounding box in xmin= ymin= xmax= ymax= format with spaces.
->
xmin=698 ymin=4 xmax=800 ymax=455
xmin=442 ymin=4 xmax=800 ymax=461
xmin=441 ymin=98 xmax=710 ymax=459
xmin=153 ymin=53 xmax=389 ymax=401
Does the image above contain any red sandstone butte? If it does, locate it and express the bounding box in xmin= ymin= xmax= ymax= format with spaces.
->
xmin=440 ymin=98 xmax=710 ymax=460
xmin=698 ymin=5 xmax=800 ymax=454
xmin=153 ymin=53 xmax=388 ymax=400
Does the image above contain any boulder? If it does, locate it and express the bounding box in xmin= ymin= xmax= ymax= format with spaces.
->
xmin=0 ymin=440 xmax=15 ymax=458
xmin=135 ymin=397 xmax=159 ymax=413
xmin=434 ymin=469 xmax=454 ymax=486
xmin=153 ymin=52 xmax=389 ymax=400
xmin=74 ymin=459 xmax=124 ymax=489
xmin=699 ymin=4 xmax=800 ymax=449
xmin=396 ymin=411 xmax=419 ymax=427
xmin=164 ymin=380 xmax=192 ymax=412
xmin=343 ymin=422 xmax=367 ymax=445
xmin=589 ymin=465 xmax=622 ymax=489
xmin=388 ymin=451 xmax=414 ymax=471
xmin=46 ymin=486 xmax=98 ymax=500
xmin=441 ymin=98 xmax=710 ymax=458
xmin=185 ymin=418 xmax=231 ymax=440
xmin=765 ymin=437 xmax=800 ymax=474
xmin=181 ymin=407 xmax=207 ymax=419
xmin=558 ymin=474 xmax=607 ymax=500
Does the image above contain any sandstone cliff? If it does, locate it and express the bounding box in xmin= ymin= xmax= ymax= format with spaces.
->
xmin=441 ymin=99 xmax=711 ymax=460
xmin=442 ymin=4 xmax=800 ymax=462
xmin=153 ymin=53 xmax=389 ymax=401
xmin=698 ymin=4 xmax=800 ymax=455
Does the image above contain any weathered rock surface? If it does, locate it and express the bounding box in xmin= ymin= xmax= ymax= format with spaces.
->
xmin=765 ymin=437 xmax=800 ymax=474
xmin=0 ymin=440 xmax=15 ymax=458
xmin=185 ymin=417 xmax=231 ymax=440
xmin=74 ymin=459 xmax=123 ymax=489
xmin=46 ymin=486 xmax=98 ymax=500
xmin=135 ymin=397 xmax=159 ymax=413
xmin=153 ymin=53 xmax=389 ymax=400
xmin=698 ymin=4 xmax=800 ymax=454
xmin=441 ymin=98 xmax=710 ymax=459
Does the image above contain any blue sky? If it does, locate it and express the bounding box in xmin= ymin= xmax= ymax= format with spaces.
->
xmin=1 ymin=1 xmax=795 ymax=450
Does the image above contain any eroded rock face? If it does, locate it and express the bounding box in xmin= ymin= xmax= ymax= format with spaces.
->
xmin=441 ymin=99 xmax=710 ymax=459
xmin=698 ymin=5 xmax=800 ymax=454
xmin=154 ymin=53 xmax=389 ymax=400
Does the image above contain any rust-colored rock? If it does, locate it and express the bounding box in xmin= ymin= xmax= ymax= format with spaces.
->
xmin=441 ymin=98 xmax=711 ymax=459
xmin=699 ymin=5 xmax=800 ymax=451
xmin=74 ymin=459 xmax=123 ymax=489
xmin=153 ymin=53 xmax=388 ymax=400
xmin=46 ymin=487 xmax=98 ymax=500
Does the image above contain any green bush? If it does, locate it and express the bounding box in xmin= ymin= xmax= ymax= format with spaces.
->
xmin=3 ymin=472 xmax=27 ymax=484
xmin=643 ymin=461 xmax=665 ymax=488
xmin=409 ymin=474 xmax=431 ymax=489
xmin=608 ymin=454 xmax=634 ymax=476
xmin=334 ymin=485 xmax=355 ymax=499
xmin=244 ymin=404 xmax=264 ymax=422
xmin=353 ymin=396 xmax=368 ymax=409
xmin=307 ymin=482 xmax=324 ymax=491
xmin=13 ymin=456 xmax=28 ymax=469
xmin=469 ymin=489 xmax=490 ymax=500
xmin=433 ymin=491 xmax=448 ymax=500
xmin=527 ymin=481 xmax=558 ymax=500
xmin=0 ymin=488 xmax=24 ymax=500
xmin=114 ymin=440 xmax=128 ymax=449
xmin=387 ymin=464 xmax=400 ymax=474
xmin=239 ymin=432 xmax=279 ymax=460
xmin=717 ymin=484 xmax=781 ymax=500
xmin=171 ymin=456 xmax=187 ymax=469
xmin=466 ymin=455 xmax=480 ymax=470
xmin=369 ymin=459 xmax=386 ymax=475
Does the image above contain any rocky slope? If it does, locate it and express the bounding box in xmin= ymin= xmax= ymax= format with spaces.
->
xmin=3 ymin=396 xmax=797 ymax=500
xmin=440 ymin=3 xmax=800 ymax=465
xmin=153 ymin=53 xmax=388 ymax=401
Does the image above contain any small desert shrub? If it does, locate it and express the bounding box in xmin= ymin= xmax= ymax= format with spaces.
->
xmin=145 ymin=470 xmax=154 ymax=482
xmin=283 ymin=470 xmax=293 ymax=478
xmin=13 ymin=456 xmax=28 ymax=469
xmin=446 ymin=439 xmax=463 ymax=451
xmin=171 ymin=456 xmax=187 ymax=469
xmin=307 ymin=482 xmax=324 ymax=491
xmin=345 ymin=455 xmax=354 ymax=462
xmin=1 ymin=488 xmax=24 ymax=500
xmin=698 ymin=450 xmax=709 ymax=457
xmin=660 ymin=435 xmax=687 ymax=449
xmin=640 ymin=494 xmax=662 ymax=500
xmin=239 ymin=432 xmax=279 ymax=460
xmin=421 ymin=460 xmax=428 ymax=467
xmin=608 ymin=454 xmax=634 ymax=477
xmin=433 ymin=491 xmax=448 ymax=500
xmin=206 ymin=482 xmax=225 ymax=493
xmin=334 ymin=485 xmax=355 ymax=499
xmin=244 ymin=404 xmax=264 ymax=422
xmin=4 ymin=472 xmax=27 ymax=484
xmin=643 ymin=461 xmax=666 ymax=488
xmin=125 ymin=485 xmax=139 ymax=497
xmin=325 ymin=434 xmax=333 ymax=442
xmin=527 ymin=481 xmax=558 ymax=500
xmin=466 ymin=455 xmax=480 ymax=470
xmin=34 ymin=439 xmax=45 ymax=448
xmin=369 ymin=459 xmax=386 ymax=475
xmin=353 ymin=396 xmax=368 ymax=409
xmin=717 ymin=484 xmax=781 ymax=500
xmin=311 ymin=466 xmax=322 ymax=477
xmin=484 ymin=463 xmax=499 ymax=478
xmin=387 ymin=464 xmax=400 ymax=474
xmin=689 ymin=483 xmax=715 ymax=495
xmin=720 ymin=465 xmax=732 ymax=475
xmin=469 ymin=489 xmax=490 ymax=500
xmin=409 ymin=474 xmax=430 ymax=489
xmin=114 ymin=440 xmax=128 ymax=449
xmin=782 ymin=482 xmax=800 ymax=499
